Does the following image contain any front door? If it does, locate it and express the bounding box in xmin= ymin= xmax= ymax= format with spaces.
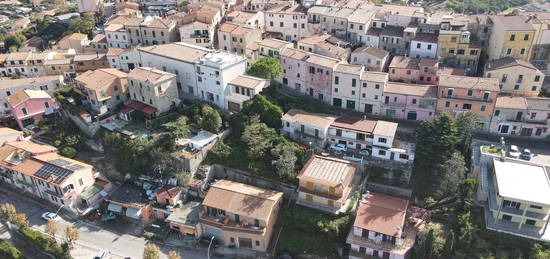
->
xmin=407 ymin=112 xmax=417 ymax=120
xmin=333 ymin=98 xmax=342 ymax=107
xmin=516 ymin=111 xmax=523 ymax=121
xmin=346 ymin=100 xmax=356 ymax=109
xmin=309 ymin=88 xmax=313 ymax=96
xmin=390 ymin=152 xmax=395 ymax=160
xmin=364 ymin=104 xmax=373 ymax=113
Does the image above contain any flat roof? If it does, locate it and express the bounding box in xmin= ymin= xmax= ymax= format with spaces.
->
xmin=493 ymin=158 xmax=550 ymax=205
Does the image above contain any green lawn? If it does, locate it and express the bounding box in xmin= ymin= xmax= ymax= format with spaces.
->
xmin=276 ymin=204 xmax=350 ymax=257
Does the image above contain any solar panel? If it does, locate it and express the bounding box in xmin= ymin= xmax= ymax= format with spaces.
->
xmin=66 ymin=164 xmax=85 ymax=171
xmin=34 ymin=164 xmax=72 ymax=184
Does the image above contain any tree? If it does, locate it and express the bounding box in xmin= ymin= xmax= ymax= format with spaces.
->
xmin=457 ymin=211 xmax=475 ymax=248
xmin=64 ymin=226 xmax=79 ymax=248
xmin=143 ymin=244 xmax=161 ymax=259
xmin=241 ymin=117 xmax=278 ymax=159
xmin=45 ymin=220 xmax=60 ymax=241
xmin=272 ymin=143 xmax=298 ymax=179
xmin=11 ymin=213 xmax=28 ymax=227
xmin=0 ymin=204 xmax=17 ymax=221
xmin=443 ymin=230 xmax=455 ymax=257
xmin=60 ymin=147 xmax=77 ymax=158
xmin=68 ymin=13 xmax=95 ymax=36
xmin=200 ymin=105 xmax=222 ymax=133
xmin=175 ymin=171 xmax=191 ymax=187
xmin=242 ymin=95 xmax=283 ymax=129
xmin=423 ymin=229 xmax=435 ymax=259
xmin=459 ymin=178 xmax=477 ymax=211
xmin=246 ymin=57 xmax=282 ymax=81
xmin=456 ymin=112 xmax=481 ymax=155
xmin=168 ymin=250 xmax=181 ymax=259
xmin=415 ymin=112 xmax=459 ymax=167
xmin=437 ymin=152 xmax=466 ymax=196
xmin=163 ymin=116 xmax=190 ymax=139
xmin=2 ymin=34 xmax=26 ymax=51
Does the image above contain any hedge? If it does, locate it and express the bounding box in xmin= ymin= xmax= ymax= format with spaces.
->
xmin=19 ymin=227 xmax=71 ymax=259
xmin=0 ymin=240 xmax=24 ymax=259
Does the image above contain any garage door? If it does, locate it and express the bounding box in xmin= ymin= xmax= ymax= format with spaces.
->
xmin=204 ymin=226 xmax=222 ymax=241
xmin=238 ymin=237 xmax=252 ymax=249
xmin=228 ymin=102 xmax=240 ymax=112
xmin=107 ymin=203 xmax=122 ymax=213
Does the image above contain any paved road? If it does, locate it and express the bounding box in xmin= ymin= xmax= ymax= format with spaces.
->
xmin=0 ymin=186 xmax=217 ymax=259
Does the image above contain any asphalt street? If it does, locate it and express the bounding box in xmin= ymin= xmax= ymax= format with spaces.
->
xmin=0 ymin=185 xmax=217 ymax=259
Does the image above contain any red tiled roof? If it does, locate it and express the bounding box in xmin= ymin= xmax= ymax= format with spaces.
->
xmin=127 ymin=101 xmax=157 ymax=115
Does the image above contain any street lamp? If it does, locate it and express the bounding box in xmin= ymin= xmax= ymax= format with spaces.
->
xmin=55 ymin=205 xmax=64 ymax=215
xmin=207 ymin=236 xmax=215 ymax=259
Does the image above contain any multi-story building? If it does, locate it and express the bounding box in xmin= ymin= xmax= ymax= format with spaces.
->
xmin=43 ymin=58 xmax=76 ymax=78
xmin=484 ymin=57 xmax=545 ymax=97
xmin=7 ymin=90 xmax=58 ymax=130
xmin=297 ymin=34 xmax=349 ymax=61
xmin=379 ymin=26 xmax=406 ymax=55
xmin=218 ymin=23 xmax=262 ymax=55
xmin=127 ymin=67 xmax=180 ymax=116
xmin=436 ymin=75 xmax=500 ymax=128
xmin=437 ymin=18 xmax=481 ymax=75
xmin=126 ymin=16 xmax=179 ymax=46
xmin=225 ymin=10 xmax=265 ymax=30
xmin=105 ymin=23 xmax=131 ymax=49
xmin=346 ymin=9 xmax=378 ymax=44
xmin=381 ymin=4 xmax=425 ymax=27
xmin=359 ymin=71 xmax=388 ymax=115
xmin=56 ymin=33 xmax=90 ymax=53
xmin=179 ymin=21 xmax=216 ymax=48
xmin=74 ymin=68 xmax=128 ymax=115
xmin=381 ymin=82 xmax=437 ymax=121
xmin=328 ymin=115 xmax=415 ymax=162
xmin=195 ymin=52 xmax=247 ymax=109
xmin=296 ymin=155 xmax=356 ymax=213
xmin=477 ymin=158 xmax=550 ymax=242
xmin=247 ymin=38 xmax=293 ymax=61
xmin=0 ymin=140 xmax=102 ymax=210
xmin=487 ymin=15 xmax=536 ymax=61
xmin=88 ymin=34 xmax=108 ymax=53
xmin=332 ymin=64 xmax=364 ymax=110
xmin=74 ymin=53 xmax=109 ymax=73
xmin=307 ymin=6 xmax=355 ymax=39
xmin=347 ymin=192 xmax=416 ymax=259
xmin=264 ymin=4 xmax=310 ymax=42
xmin=279 ymin=48 xmax=341 ymax=104
xmin=107 ymin=47 xmax=141 ymax=72
xmin=351 ymin=46 xmax=389 ymax=72
xmin=198 ymin=180 xmax=283 ymax=252
xmin=0 ymin=76 xmax=64 ymax=118
xmin=388 ymin=56 xmax=420 ymax=83
xmin=281 ymin=109 xmax=337 ymax=148
xmin=138 ymin=43 xmax=213 ymax=99
xmin=225 ymin=75 xmax=268 ymax=112
xmin=409 ymin=33 xmax=438 ymax=59
xmin=490 ymin=96 xmax=550 ymax=138
xmin=1 ymin=51 xmax=51 ymax=78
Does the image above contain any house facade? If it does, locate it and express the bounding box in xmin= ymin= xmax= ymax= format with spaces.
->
xmin=7 ymin=90 xmax=58 ymax=130
xmin=484 ymin=57 xmax=545 ymax=97
xmin=381 ymin=82 xmax=437 ymax=121
xmin=264 ymin=4 xmax=310 ymax=42
xmin=218 ymin=23 xmax=262 ymax=55
xmin=351 ymin=46 xmax=389 ymax=72
xmin=281 ymin=109 xmax=337 ymax=148
xmin=225 ymin=75 xmax=268 ymax=112
xmin=490 ymin=96 xmax=550 ymax=138
xmin=487 ymin=15 xmax=536 ymax=61
xmin=127 ymin=67 xmax=180 ymax=116
xmin=74 ymin=68 xmax=129 ymax=115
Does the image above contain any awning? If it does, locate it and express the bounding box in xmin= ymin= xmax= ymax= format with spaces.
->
xmin=127 ymin=101 xmax=157 ymax=115
xmin=107 ymin=203 xmax=122 ymax=213
xmin=125 ymin=207 xmax=141 ymax=219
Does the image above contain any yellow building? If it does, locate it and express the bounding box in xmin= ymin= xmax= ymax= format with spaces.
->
xmin=484 ymin=57 xmax=545 ymax=97
xmin=437 ymin=19 xmax=480 ymax=75
xmin=487 ymin=15 xmax=536 ymax=61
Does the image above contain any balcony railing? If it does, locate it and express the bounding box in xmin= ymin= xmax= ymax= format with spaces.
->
xmin=383 ymin=102 xmax=406 ymax=108
xmin=442 ymin=94 xmax=492 ymax=103
xmin=506 ymin=118 xmax=548 ymax=125
xmin=299 ymin=186 xmax=343 ymax=200
xmin=190 ymin=34 xmax=209 ymax=38
xmin=199 ymin=213 xmax=266 ymax=234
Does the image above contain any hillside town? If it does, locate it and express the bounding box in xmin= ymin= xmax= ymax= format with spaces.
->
xmin=1 ymin=0 xmax=550 ymax=258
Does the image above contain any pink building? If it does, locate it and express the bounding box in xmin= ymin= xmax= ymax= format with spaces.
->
xmin=389 ymin=56 xmax=440 ymax=85
xmin=381 ymin=82 xmax=437 ymax=121
xmin=7 ymin=90 xmax=57 ymax=130
xmin=280 ymin=48 xmax=340 ymax=103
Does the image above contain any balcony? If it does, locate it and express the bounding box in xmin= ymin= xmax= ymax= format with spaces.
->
xmin=442 ymin=94 xmax=492 ymax=103
xmin=298 ymin=186 xmax=343 ymax=200
xmin=190 ymin=34 xmax=209 ymax=39
xmin=199 ymin=213 xmax=266 ymax=235
xmin=346 ymin=225 xmax=417 ymax=256
xmin=525 ymin=118 xmax=548 ymax=125
xmin=383 ymin=102 xmax=406 ymax=108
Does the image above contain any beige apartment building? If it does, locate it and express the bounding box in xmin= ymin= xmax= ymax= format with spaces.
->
xmin=198 ymin=180 xmax=283 ymax=252
xmin=126 ymin=16 xmax=179 ymax=46
xmin=218 ymin=23 xmax=262 ymax=56
xmin=484 ymin=57 xmax=545 ymax=97
xmin=127 ymin=67 xmax=180 ymax=116
xmin=296 ymin=155 xmax=356 ymax=214
xmin=75 ymin=68 xmax=128 ymax=115
xmin=487 ymin=15 xmax=536 ymax=61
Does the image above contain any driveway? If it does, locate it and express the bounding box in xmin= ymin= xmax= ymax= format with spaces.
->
xmin=0 ymin=185 xmax=220 ymax=259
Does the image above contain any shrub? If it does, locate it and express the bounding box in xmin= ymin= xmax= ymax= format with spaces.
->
xmin=19 ymin=226 xmax=70 ymax=258
xmin=0 ymin=241 xmax=23 ymax=259
xmin=60 ymin=147 xmax=77 ymax=158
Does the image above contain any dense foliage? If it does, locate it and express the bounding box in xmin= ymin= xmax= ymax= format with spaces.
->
xmin=444 ymin=0 xmax=530 ymax=14
xmin=241 ymin=95 xmax=283 ymax=129
xmin=19 ymin=227 xmax=71 ymax=259
xmin=0 ymin=241 xmax=23 ymax=259
xmin=246 ymin=57 xmax=283 ymax=80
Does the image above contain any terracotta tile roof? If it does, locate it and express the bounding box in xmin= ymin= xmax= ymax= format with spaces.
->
xmin=105 ymin=23 xmax=124 ymax=32
xmin=495 ymin=96 xmax=528 ymax=109
xmin=60 ymin=33 xmax=88 ymax=42
xmin=0 ymin=145 xmax=45 ymax=177
xmin=353 ymin=192 xmax=409 ymax=237
xmin=106 ymin=48 xmax=127 ymax=56
xmin=331 ymin=115 xmax=377 ymax=133
xmin=91 ymin=34 xmax=106 ymax=43
xmin=381 ymin=4 xmax=423 ymax=17
xmin=138 ymin=43 xmax=211 ymax=63
xmin=384 ymin=82 xmax=437 ymax=97
xmin=306 ymin=52 xmax=341 ymax=68
xmin=156 ymin=186 xmax=183 ymax=200
xmin=258 ymin=38 xmax=290 ymax=49
xmin=438 ymin=75 xmax=500 ymax=91
xmin=75 ymin=68 xmax=127 ymax=90
xmin=413 ymin=33 xmax=438 ymax=43
xmin=0 ymin=76 xmax=62 ymax=90
xmin=366 ymin=27 xmax=381 ymax=36
xmin=298 ymin=34 xmax=331 ymax=45
xmin=6 ymin=51 xmax=31 ymax=61
xmin=33 ymin=152 xmax=92 ymax=170
xmin=389 ymin=56 xmax=419 ymax=70
xmin=353 ymin=46 xmax=389 ymax=59
xmin=218 ymin=22 xmax=239 ymax=33
xmin=226 ymin=11 xmax=256 ymax=24
xmin=7 ymin=90 xmax=51 ymax=107
xmin=73 ymin=53 xmax=106 ymax=61
xmin=127 ymin=67 xmax=175 ymax=84
xmin=202 ymin=180 xmax=283 ymax=221
xmin=491 ymin=15 xmax=535 ymax=31
xmin=380 ymin=25 xmax=404 ymax=37
xmin=335 ymin=64 xmax=363 ymax=74
xmin=6 ymin=140 xmax=57 ymax=155
xmin=419 ymin=58 xmax=438 ymax=67
xmin=485 ymin=57 xmax=538 ymax=71
xmin=0 ymin=127 xmax=21 ymax=136
xmin=361 ymin=71 xmax=388 ymax=82
xmin=297 ymin=155 xmax=355 ymax=187
xmin=525 ymin=97 xmax=550 ymax=110
xmin=282 ymin=109 xmax=336 ymax=130
xmin=280 ymin=48 xmax=309 ymax=60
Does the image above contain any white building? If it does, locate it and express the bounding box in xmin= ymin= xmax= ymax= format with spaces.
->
xmin=179 ymin=21 xmax=216 ymax=48
xmin=105 ymin=23 xmax=131 ymax=49
xmin=138 ymin=43 xmax=213 ymax=99
xmin=0 ymin=75 xmax=64 ymax=118
xmin=264 ymin=4 xmax=311 ymax=42
xmin=195 ymin=52 xmax=247 ymax=109
xmin=225 ymin=75 xmax=268 ymax=112
xmin=281 ymin=109 xmax=337 ymax=148
xmin=409 ymin=33 xmax=438 ymax=59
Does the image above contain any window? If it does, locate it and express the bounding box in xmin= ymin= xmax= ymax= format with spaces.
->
xmin=416 ymin=43 xmax=421 ymax=48
xmin=447 ymin=89 xmax=453 ymax=96
xmin=524 ymin=34 xmax=529 ymax=41
xmin=352 ymin=79 xmax=356 ymax=87
xmin=256 ymin=241 xmax=260 ymax=246
xmin=532 ymin=86 xmax=537 ymax=91
xmin=375 ymin=84 xmax=380 ymax=89
xmin=520 ymin=48 xmax=526 ymax=55
xmin=462 ymin=103 xmax=472 ymax=110
xmin=412 ymin=99 xmax=417 ymax=104
xmin=445 ymin=101 xmax=450 ymax=108
xmin=502 ymin=214 xmax=512 ymax=221
xmin=535 ymin=75 xmax=541 ymax=82
xmin=457 ymin=49 xmax=465 ymax=55
xmin=22 ymin=108 xmax=27 ymax=115
xmin=334 ymin=76 xmax=339 ymax=85
xmin=378 ymin=138 xmax=387 ymax=143
xmin=79 ymin=178 xmax=84 ymax=186
xmin=481 ymin=105 xmax=486 ymax=111
xmin=530 ymin=205 xmax=543 ymax=209
xmin=510 ymin=34 xmax=515 ymax=41
xmin=378 ymin=150 xmax=386 ymax=156
xmin=525 ymin=219 xmax=536 ymax=226
xmin=506 ymin=48 xmax=512 ymax=55
xmin=514 ymin=85 xmax=520 ymax=90
xmin=254 ymin=219 xmax=260 ymax=227
xmin=494 ymin=110 xmax=500 ymax=116
xmin=235 ymin=214 xmax=240 ymax=223
xmin=467 ymin=89 xmax=473 ymax=96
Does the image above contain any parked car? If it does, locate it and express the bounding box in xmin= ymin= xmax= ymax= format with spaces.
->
xmin=508 ymin=145 xmax=521 ymax=158
xmin=521 ymin=149 xmax=532 ymax=161
xmin=94 ymin=251 xmax=106 ymax=259
xmin=330 ymin=143 xmax=347 ymax=152
xmin=41 ymin=212 xmax=60 ymax=222
xmin=358 ymin=149 xmax=370 ymax=156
